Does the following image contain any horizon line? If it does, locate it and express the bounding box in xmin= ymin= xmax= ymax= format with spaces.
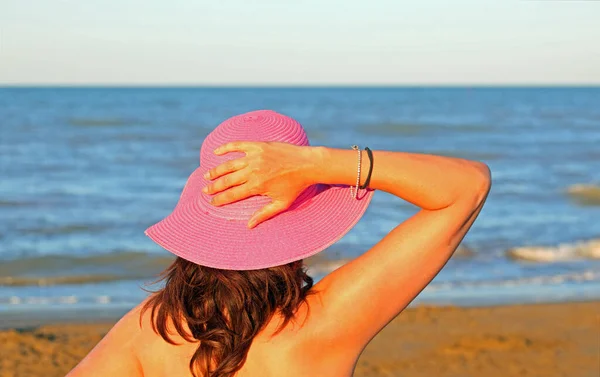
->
xmin=1 ymin=83 xmax=600 ymax=89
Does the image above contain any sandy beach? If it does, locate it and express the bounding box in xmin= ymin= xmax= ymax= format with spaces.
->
xmin=1 ymin=301 xmax=598 ymax=377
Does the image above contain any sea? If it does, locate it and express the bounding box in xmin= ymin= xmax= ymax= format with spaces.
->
xmin=1 ymin=87 xmax=599 ymax=322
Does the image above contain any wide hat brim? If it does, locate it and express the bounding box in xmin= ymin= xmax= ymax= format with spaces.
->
xmin=145 ymin=167 xmax=373 ymax=270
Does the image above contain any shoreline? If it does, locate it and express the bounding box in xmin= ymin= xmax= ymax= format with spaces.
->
xmin=0 ymin=297 xmax=600 ymax=328
xmin=2 ymin=300 xmax=599 ymax=377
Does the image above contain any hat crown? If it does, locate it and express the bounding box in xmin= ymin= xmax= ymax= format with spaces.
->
xmin=200 ymin=110 xmax=309 ymax=169
xmin=195 ymin=110 xmax=314 ymax=221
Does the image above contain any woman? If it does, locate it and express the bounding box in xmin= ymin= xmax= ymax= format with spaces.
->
xmin=68 ymin=110 xmax=491 ymax=377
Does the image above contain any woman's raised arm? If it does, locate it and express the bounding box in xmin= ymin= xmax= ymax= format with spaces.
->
xmin=304 ymin=146 xmax=491 ymax=354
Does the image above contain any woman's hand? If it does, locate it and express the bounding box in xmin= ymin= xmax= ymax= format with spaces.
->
xmin=202 ymin=141 xmax=319 ymax=228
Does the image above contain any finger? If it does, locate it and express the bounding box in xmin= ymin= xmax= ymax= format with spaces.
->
xmin=210 ymin=184 xmax=253 ymax=207
xmin=204 ymin=158 xmax=248 ymax=180
xmin=214 ymin=141 xmax=258 ymax=156
xmin=203 ymin=169 xmax=248 ymax=195
xmin=248 ymin=201 xmax=290 ymax=229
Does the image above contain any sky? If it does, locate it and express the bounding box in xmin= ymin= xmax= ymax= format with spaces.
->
xmin=1 ymin=0 xmax=599 ymax=85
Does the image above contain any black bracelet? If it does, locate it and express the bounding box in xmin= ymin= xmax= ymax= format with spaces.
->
xmin=360 ymin=147 xmax=374 ymax=189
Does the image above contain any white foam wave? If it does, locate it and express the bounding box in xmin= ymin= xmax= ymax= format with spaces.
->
xmin=506 ymin=238 xmax=600 ymax=262
xmin=306 ymin=259 xmax=349 ymax=275
xmin=1 ymin=295 xmax=103 ymax=306
xmin=426 ymin=270 xmax=600 ymax=292
xmin=96 ymin=295 xmax=111 ymax=304
xmin=58 ymin=295 xmax=78 ymax=304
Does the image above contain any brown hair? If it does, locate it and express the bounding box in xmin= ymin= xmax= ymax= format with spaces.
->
xmin=142 ymin=257 xmax=314 ymax=377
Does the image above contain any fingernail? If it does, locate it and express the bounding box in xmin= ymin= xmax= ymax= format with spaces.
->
xmin=213 ymin=148 xmax=221 ymax=155
xmin=203 ymin=172 xmax=209 ymax=179
xmin=202 ymin=186 xmax=208 ymax=194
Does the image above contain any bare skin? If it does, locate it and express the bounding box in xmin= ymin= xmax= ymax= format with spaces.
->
xmin=67 ymin=143 xmax=491 ymax=377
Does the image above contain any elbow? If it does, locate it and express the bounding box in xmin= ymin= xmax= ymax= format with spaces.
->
xmin=448 ymin=161 xmax=490 ymax=210
xmin=441 ymin=161 xmax=491 ymax=210
xmin=469 ymin=161 xmax=492 ymax=201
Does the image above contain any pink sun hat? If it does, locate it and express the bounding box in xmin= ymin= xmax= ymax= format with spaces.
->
xmin=145 ymin=110 xmax=374 ymax=270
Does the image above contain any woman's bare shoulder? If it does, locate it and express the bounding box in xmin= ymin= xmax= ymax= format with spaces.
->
xmin=66 ymin=303 xmax=147 ymax=376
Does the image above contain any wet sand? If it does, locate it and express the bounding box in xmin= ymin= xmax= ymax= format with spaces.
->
xmin=1 ymin=301 xmax=598 ymax=377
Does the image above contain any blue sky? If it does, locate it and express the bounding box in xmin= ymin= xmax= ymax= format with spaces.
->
xmin=1 ymin=0 xmax=599 ymax=85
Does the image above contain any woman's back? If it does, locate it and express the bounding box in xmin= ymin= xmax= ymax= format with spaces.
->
xmin=67 ymin=110 xmax=491 ymax=377
xmin=96 ymin=291 xmax=356 ymax=377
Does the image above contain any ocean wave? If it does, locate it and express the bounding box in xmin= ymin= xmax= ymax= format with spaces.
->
xmin=0 ymin=199 xmax=34 ymax=208
xmin=0 ymin=274 xmax=128 ymax=287
xmin=565 ymin=184 xmax=600 ymax=206
xmin=18 ymin=224 xmax=110 ymax=236
xmin=67 ymin=117 xmax=135 ymax=127
xmin=0 ymin=251 xmax=174 ymax=287
xmin=306 ymin=259 xmax=348 ymax=275
xmin=114 ymin=133 xmax=175 ymax=142
xmin=506 ymin=238 xmax=600 ymax=262
xmin=305 ymin=245 xmax=475 ymax=276
xmin=356 ymin=122 xmax=490 ymax=136
xmin=426 ymin=270 xmax=600 ymax=292
xmin=425 ymin=150 xmax=502 ymax=161
xmin=1 ymin=295 xmax=111 ymax=305
xmin=357 ymin=123 xmax=424 ymax=136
